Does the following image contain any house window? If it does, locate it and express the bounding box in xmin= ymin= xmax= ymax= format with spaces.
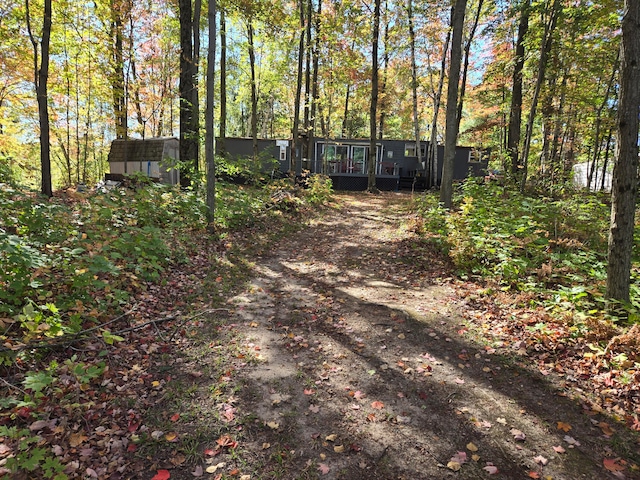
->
xmin=404 ymin=143 xmax=426 ymax=158
xmin=404 ymin=144 xmax=416 ymax=157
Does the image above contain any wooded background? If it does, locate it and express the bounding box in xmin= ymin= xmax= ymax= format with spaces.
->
xmin=0 ymin=0 xmax=623 ymax=194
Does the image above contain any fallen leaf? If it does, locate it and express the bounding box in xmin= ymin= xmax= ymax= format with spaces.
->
xmin=450 ymin=451 xmax=467 ymax=464
xmin=165 ymin=432 xmax=179 ymax=442
xmin=454 ymin=378 xmax=465 ymax=384
xmin=599 ymin=422 xmax=615 ymax=436
xmin=353 ymin=390 xmax=365 ymax=399
xmin=510 ymin=428 xmax=526 ymax=441
xmin=534 ymin=455 xmax=548 ymax=466
xmin=304 ymin=389 xmax=315 ymax=395
xmin=557 ymin=421 xmax=572 ymax=432
xmin=603 ymin=458 xmax=626 ymax=473
xmin=467 ymin=442 xmax=478 ymax=452
xmin=309 ymin=405 xmax=320 ymax=413
xmin=170 ymin=413 xmax=180 ymax=422
xmin=483 ymin=464 xmax=499 ymax=474
xmin=191 ymin=465 xmax=204 ymax=477
xmin=553 ymin=445 xmax=566 ymax=454
xmin=266 ymin=421 xmax=279 ymax=429
xmin=447 ymin=461 xmax=461 ymax=471
xmin=563 ymin=435 xmax=580 ymax=446
xmin=371 ymin=401 xmax=384 ymax=410
xmin=496 ymin=417 xmax=507 ymax=425
xmin=472 ymin=454 xmax=481 ymax=462
xmin=528 ymin=472 xmax=540 ymax=478
xmin=240 ymin=476 xmax=251 ymax=480
xmin=325 ymin=434 xmax=338 ymax=442
xmin=262 ymin=443 xmax=270 ymax=449
xmin=69 ymin=432 xmax=88 ymax=448
xmin=318 ymin=463 xmax=330 ymax=475
xmin=151 ymin=470 xmax=171 ymax=480
xmin=334 ymin=445 xmax=345 ymax=453
xmin=206 ymin=462 xmax=226 ymax=473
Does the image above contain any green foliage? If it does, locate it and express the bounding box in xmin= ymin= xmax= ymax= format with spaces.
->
xmin=0 ymin=426 xmax=68 ymax=479
xmin=301 ymin=174 xmax=333 ymax=205
xmin=414 ymin=180 xmax=633 ymax=317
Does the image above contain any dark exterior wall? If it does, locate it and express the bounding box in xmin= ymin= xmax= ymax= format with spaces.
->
xmin=217 ymin=137 xmax=289 ymax=175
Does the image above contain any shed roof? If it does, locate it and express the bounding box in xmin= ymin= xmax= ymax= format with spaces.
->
xmin=107 ymin=137 xmax=178 ymax=164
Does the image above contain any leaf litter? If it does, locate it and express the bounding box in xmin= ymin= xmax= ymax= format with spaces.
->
xmin=2 ymin=192 xmax=638 ymax=479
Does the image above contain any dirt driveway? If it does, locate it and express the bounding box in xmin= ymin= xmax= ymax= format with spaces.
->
xmin=162 ymin=192 xmax=636 ymax=480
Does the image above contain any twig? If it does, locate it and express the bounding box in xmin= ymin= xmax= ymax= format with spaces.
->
xmin=0 ymin=376 xmax=29 ymax=396
xmin=168 ymin=308 xmax=230 ymax=341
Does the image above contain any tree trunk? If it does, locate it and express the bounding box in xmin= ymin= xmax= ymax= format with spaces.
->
xmin=206 ymin=0 xmax=217 ymax=231
xmin=507 ymin=0 xmax=529 ymax=179
xmin=606 ymin=0 xmax=640 ymax=305
xmin=291 ymin=0 xmax=305 ymax=175
xmin=179 ymin=0 xmax=198 ymax=187
xmin=439 ymin=0 xmax=467 ymax=208
xmin=368 ymin=0 xmax=381 ymax=192
xmin=247 ymin=20 xmax=258 ymax=162
xmin=219 ymin=8 xmax=227 ymax=156
xmin=309 ymin=0 xmax=321 ymax=170
xmin=192 ymin=0 xmax=202 ymax=166
xmin=110 ymin=0 xmax=127 ymax=141
xmin=427 ymin=8 xmax=452 ymax=188
xmin=302 ymin=0 xmax=312 ymax=164
xmin=587 ymin=56 xmax=618 ymax=189
xmin=26 ymin=0 xmax=52 ymax=197
xmin=520 ymin=0 xmax=561 ymax=192
xmin=378 ymin=2 xmax=389 ymax=140
xmin=456 ymin=0 xmax=483 ymax=131
xmin=408 ymin=0 xmax=421 ymax=173
xmin=601 ymin=127 xmax=613 ymax=191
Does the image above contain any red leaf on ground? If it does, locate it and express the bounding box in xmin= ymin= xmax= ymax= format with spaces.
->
xmin=603 ymin=458 xmax=626 ymax=473
xmin=170 ymin=413 xmax=180 ymax=422
xmin=371 ymin=401 xmax=384 ymax=410
xmin=151 ymin=470 xmax=170 ymax=480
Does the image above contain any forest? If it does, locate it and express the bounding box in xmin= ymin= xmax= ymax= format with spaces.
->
xmin=1 ymin=0 xmax=640 ymax=478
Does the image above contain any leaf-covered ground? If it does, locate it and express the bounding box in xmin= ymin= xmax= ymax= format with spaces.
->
xmin=2 ymin=192 xmax=639 ymax=479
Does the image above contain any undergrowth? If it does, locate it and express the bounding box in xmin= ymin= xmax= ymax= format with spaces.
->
xmin=413 ymin=180 xmax=640 ymax=322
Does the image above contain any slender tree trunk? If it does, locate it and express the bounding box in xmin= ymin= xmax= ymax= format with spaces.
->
xmin=439 ymin=0 xmax=467 ymax=208
xmin=292 ymin=0 xmax=305 ymax=175
xmin=601 ymin=127 xmax=613 ymax=191
xmin=179 ymin=0 xmax=198 ymax=186
xmin=205 ymin=0 xmax=217 ymax=232
xmin=219 ymin=9 xmax=227 ymax=156
xmin=26 ymin=0 xmax=52 ymax=197
xmin=378 ymin=1 xmax=389 ymax=140
xmin=456 ymin=0 xmax=483 ymax=131
xmin=520 ymin=0 xmax=561 ymax=192
xmin=427 ymin=10 xmax=452 ymax=188
xmin=247 ymin=20 xmax=258 ymax=162
xmin=368 ymin=0 xmax=381 ymax=192
xmin=507 ymin=0 xmax=529 ymax=179
xmin=302 ymin=0 xmax=312 ymax=164
xmin=587 ymin=57 xmax=618 ymax=189
xmin=110 ymin=0 xmax=127 ymax=141
xmin=309 ymin=0 xmax=321 ymax=171
xmin=408 ymin=0 xmax=421 ymax=172
xmin=341 ymin=84 xmax=350 ymax=138
xmin=192 ymin=0 xmax=202 ymax=163
xmin=606 ymin=0 xmax=640 ymax=305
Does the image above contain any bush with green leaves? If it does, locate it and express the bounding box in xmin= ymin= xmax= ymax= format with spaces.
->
xmin=414 ymin=180 xmax=637 ymax=317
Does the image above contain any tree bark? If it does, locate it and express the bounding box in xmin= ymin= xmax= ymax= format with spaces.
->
xmin=606 ymin=0 xmax=640 ymax=305
xmin=520 ymin=0 xmax=561 ymax=192
xmin=26 ymin=0 xmax=52 ymax=197
xmin=439 ymin=0 xmax=467 ymax=208
xmin=427 ymin=8 xmax=452 ymax=188
xmin=368 ymin=0 xmax=381 ymax=192
xmin=247 ymin=20 xmax=258 ymax=162
xmin=408 ymin=0 xmax=421 ymax=173
xmin=507 ymin=0 xmax=529 ymax=179
xmin=378 ymin=2 xmax=389 ymax=140
xmin=219 ymin=8 xmax=227 ymax=156
xmin=205 ymin=0 xmax=217 ymax=231
xmin=109 ymin=0 xmax=127 ymax=141
xmin=291 ymin=0 xmax=305 ymax=175
xmin=456 ymin=0 xmax=483 ymax=132
xmin=179 ymin=0 xmax=198 ymax=186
